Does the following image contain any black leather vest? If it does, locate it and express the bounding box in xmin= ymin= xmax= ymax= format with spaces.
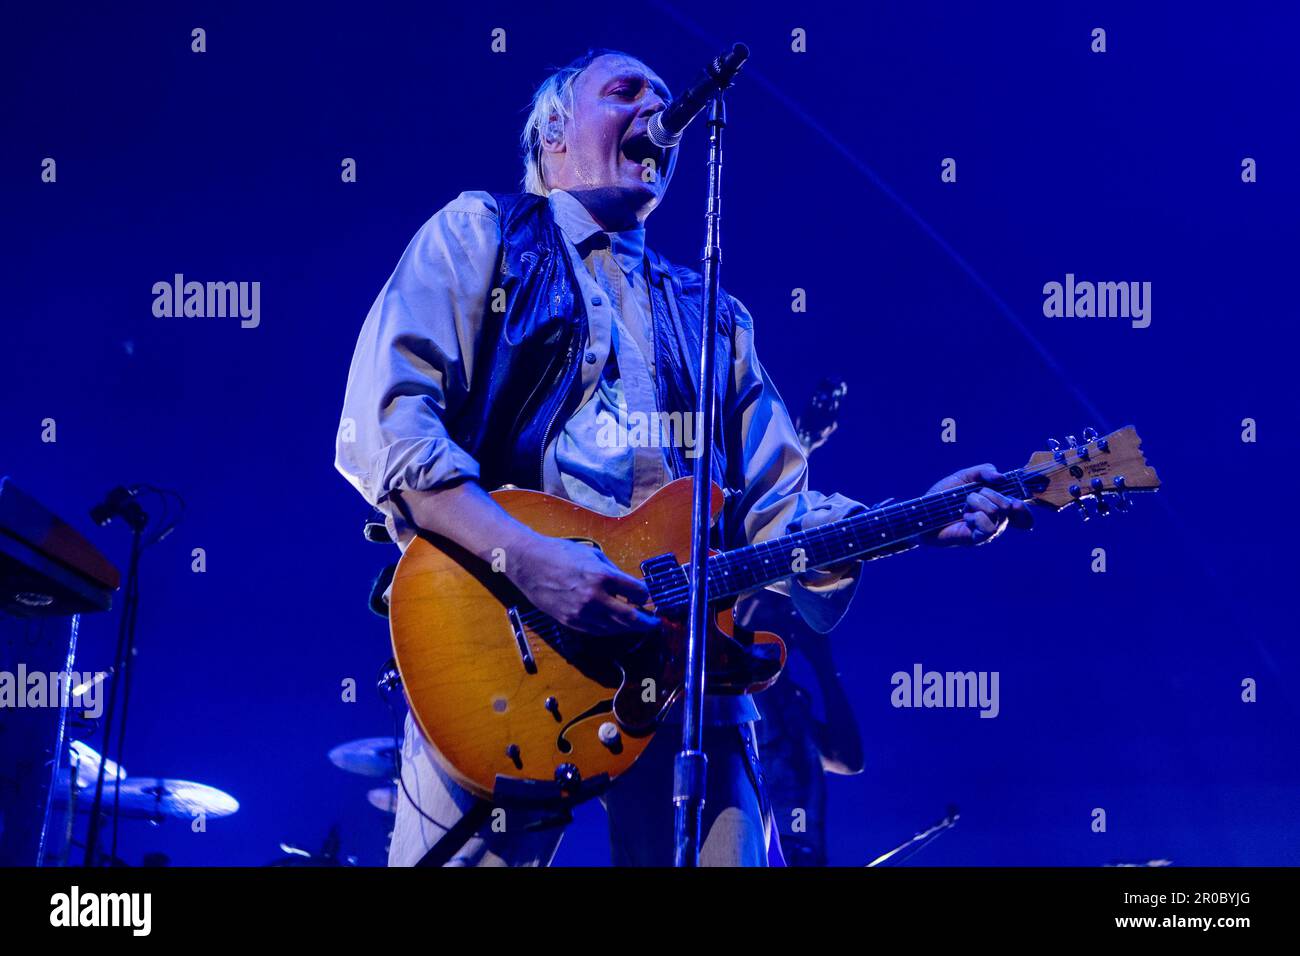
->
xmin=444 ymin=192 xmax=742 ymax=539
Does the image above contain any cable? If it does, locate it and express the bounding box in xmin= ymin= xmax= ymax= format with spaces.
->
xmin=380 ymin=671 xmax=455 ymax=834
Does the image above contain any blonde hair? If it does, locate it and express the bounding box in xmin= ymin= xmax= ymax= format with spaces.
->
xmin=520 ymin=48 xmax=635 ymax=196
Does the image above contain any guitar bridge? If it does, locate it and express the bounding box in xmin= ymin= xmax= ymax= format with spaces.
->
xmin=506 ymin=606 xmax=538 ymax=674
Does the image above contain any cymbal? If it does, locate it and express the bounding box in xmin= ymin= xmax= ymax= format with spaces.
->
xmin=367 ymin=785 xmax=398 ymax=814
xmin=56 ymin=777 xmax=239 ymax=820
xmin=67 ymin=739 xmax=126 ymax=787
xmin=328 ymin=737 xmax=398 ymax=777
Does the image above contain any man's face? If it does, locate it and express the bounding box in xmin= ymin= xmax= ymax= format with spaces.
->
xmin=542 ymin=54 xmax=676 ymax=223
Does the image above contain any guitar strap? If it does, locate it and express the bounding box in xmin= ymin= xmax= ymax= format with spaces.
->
xmin=413 ymin=799 xmax=494 ymax=867
xmin=412 ymin=800 xmax=574 ymax=867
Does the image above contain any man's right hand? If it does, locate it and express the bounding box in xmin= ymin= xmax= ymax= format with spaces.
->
xmin=397 ymin=481 xmax=658 ymax=637
xmin=506 ymin=532 xmax=659 ymax=637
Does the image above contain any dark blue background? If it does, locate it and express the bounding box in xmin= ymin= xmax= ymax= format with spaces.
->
xmin=4 ymin=1 xmax=1296 ymax=866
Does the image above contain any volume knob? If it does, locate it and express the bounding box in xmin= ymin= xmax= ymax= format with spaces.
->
xmin=598 ymin=721 xmax=622 ymax=752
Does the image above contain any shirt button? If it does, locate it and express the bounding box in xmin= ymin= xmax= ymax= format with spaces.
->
xmin=592 ymin=296 xmax=603 ymax=307
xmin=585 ymin=351 xmax=597 ymax=364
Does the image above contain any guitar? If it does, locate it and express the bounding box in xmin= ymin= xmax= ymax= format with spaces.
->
xmin=389 ymin=425 xmax=1159 ymax=804
xmin=795 ymin=377 xmax=848 ymax=456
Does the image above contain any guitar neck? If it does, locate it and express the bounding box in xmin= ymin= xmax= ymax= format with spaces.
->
xmin=701 ymin=470 xmax=1034 ymax=601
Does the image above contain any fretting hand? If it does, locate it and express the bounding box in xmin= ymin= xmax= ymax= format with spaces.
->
xmin=923 ymin=463 xmax=1034 ymax=547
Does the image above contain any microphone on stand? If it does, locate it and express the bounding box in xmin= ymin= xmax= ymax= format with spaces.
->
xmin=647 ymin=42 xmax=749 ymax=149
xmin=89 ymin=486 xmax=148 ymax=533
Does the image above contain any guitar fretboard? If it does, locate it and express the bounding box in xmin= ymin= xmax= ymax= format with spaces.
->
xmin=645 ymin=470 xmax=1036 ymax=611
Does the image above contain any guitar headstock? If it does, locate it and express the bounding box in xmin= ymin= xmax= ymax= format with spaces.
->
xmin=1021 ymin=426 xmax=1160 ymax=514
xmin=795 ymin=378 xmax=848 ymax=456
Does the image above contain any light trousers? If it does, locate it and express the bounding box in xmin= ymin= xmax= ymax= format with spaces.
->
xmin=388 ymin=712 xmax=774 ymax=867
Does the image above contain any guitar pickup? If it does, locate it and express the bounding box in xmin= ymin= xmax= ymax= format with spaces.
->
xmin=506 ymin=606 xmax=538 ymax=674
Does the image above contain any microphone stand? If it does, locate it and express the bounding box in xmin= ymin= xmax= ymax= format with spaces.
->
xmin=82 ymin=484 xmax=182 ymax=866
xmin=866 ymin=806 xmax=961 ymax=867
xmin=83 ymin=523 xmax=144 ymax=866
xmin=673 ymin=92 xmax=728 ymax=867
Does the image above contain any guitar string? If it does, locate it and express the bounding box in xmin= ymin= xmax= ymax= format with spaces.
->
xmin=656 ymin=473 xmax=1031 ymax=597
xmin=540 ymin=464 xmax=1029 ymax=606
xmin=513 ymin=456 xmax=1126 ymax=638
xmin=656 ymin=452 xmax=1138 ymax=607
xmin=510 ymin=474 xmax=1015 ymax=647
xmin=514 ymin=492 xmax=1001 ymax=638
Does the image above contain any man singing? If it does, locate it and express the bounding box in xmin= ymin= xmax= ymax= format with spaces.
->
xmin=335 ymin=48 xmax=1030 ymax=866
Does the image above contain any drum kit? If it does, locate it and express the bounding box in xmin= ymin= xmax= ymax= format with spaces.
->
xmin=328 ymin=736 xmax=400 ymax=828
xmin=55 ymin=736 xmax=1170 ymax=867
xmin=56 ymin=739 xmax=239 ymax=822
xmin=54 ymin=735 xmax=397 ymax=865
xmin=265 ymin=736 xmax=400 ymax=866
xmin=50 ymin=739 xmax=240 ymax=866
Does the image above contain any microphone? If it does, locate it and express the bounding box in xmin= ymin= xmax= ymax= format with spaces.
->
xmin=647 ymin=42 xmax=750 ymax=149
xmin=90 ymin=485 xmax=148 ymax=532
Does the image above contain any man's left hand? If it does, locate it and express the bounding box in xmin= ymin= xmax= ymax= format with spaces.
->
xmin=924 ymin=463 xmax=1033 ymax=547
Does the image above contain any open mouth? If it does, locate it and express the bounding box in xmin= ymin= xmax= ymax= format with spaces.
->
xmin=621 ymin=132 xmax=667 ymax=177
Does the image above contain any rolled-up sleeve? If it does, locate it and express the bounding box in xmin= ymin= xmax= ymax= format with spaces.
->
xmin=724 ymin=295 xmax=868 ymax=634
xmin=334 ymin=191 xmax=500 ymax=514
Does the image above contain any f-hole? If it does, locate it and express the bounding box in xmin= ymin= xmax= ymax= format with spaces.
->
xmin=555 ymin=699 xmax=614 ymax=754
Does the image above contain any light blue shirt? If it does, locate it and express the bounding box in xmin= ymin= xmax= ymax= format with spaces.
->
xmin=543 ymin=189 xmax=670 ymax=516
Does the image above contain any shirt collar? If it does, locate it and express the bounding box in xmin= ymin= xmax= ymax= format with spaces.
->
xmin=548 ymin=189 xmax=659 ymax=280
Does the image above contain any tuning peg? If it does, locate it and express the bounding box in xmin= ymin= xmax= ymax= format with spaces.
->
xmin=1069 ymin=483 xmax=1087 ymax=521
xmin=1089 ymin=478 xmax=1112 ymax=515
xmin=1076 ymin=427 xmax=1095 ymax=459
xmin=1113 ymin=475 xmax=1130 ymax=510
xmin=1049 ymin=438 xmax=1066 ymax=464
xmin=1066 ymin=435 xmax=1079 ymax=450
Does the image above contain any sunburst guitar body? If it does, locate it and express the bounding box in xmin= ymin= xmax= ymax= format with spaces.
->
xmin=389 ymin=476 xmax=783 ymax=805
